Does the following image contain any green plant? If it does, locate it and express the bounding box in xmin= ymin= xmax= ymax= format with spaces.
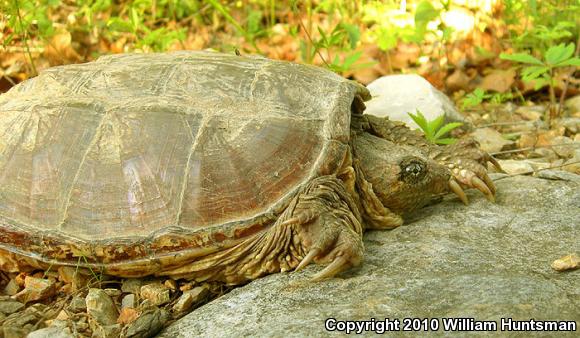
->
xmin=490 ymin=92 xmax=515 ymax=105
xmin=462 ymin=88 xmax=517 ymax=109
xmin=462 ymin=88 xmax=492 ymax=108
xmin=106 ymin=1 xmax=186 ymax=52
xmin=296 ymin=16 xmax=374 ymax=74
xmin=77 ymin=254 xmax=104 ymax=284
xmin=500 ymin=42 xmax=580 ymax=122
xmin=363 ymin=1 xmax=424 ymax=49
xmin=363 ymin=0 xmax=457 ymax=73
xmin=2 ymin=0 xmax=62 ymax=74
xmin=504 ymin=0 xmax=579 ymax=52
xmin=408 ymin=110 xmax=463 ymax=145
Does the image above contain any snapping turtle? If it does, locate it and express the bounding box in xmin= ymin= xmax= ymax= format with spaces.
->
xmin=0 ymin=51 xmax=498 ymax=284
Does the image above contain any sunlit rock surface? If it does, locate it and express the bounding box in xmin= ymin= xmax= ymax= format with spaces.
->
xmin=161 ymin=175 xmax=579 ymax=337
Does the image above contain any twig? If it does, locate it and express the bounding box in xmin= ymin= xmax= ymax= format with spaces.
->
xmin=490 ymin=143 xmax=580 ymax=156
xmin=492 ymin=159 xmax=580 ymax=181
xmin=476 ymin=121 xmax=539 ymax=128
xmin=1 ymin=75 xmax=17 ymax=87
xmin=13 ymin=0 xmax=37 ymax=75
xmin=297 ymin=19 xmax=329 ymax=68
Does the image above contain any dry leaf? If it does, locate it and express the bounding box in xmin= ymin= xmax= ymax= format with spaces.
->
xmin=446 ymin=69 xmax=471 ymax=92
xmin=480 ymin=69 xmax=516 ymax=93
xmin=117 ymin=307 xmax=140 ymax=325
xmin=43 ymin=30 xmax=82 ymax=66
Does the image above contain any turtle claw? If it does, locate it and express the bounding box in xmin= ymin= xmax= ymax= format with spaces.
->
xmin=489 ymin=156 xmax=503 ymax=173
xmin=471 ymin=176 xmax=495 ymax=202
xmin=296 ymin=248 xmax=320 ymax=272
xmin=436 ymin=138 xmax=500 ymax=203
xmin=294 ymin=227 xmax=363 ymax=281
xmin=449 ymin=179 xmax=468 ymax=205
xmin=482 ymin=173 xmax=496 ymax=195
xmin=311 ymin=256 xmax=349 ymax=281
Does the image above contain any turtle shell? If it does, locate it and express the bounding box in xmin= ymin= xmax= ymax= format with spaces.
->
xmin=0 ymin=51 xmax=367 ymax=276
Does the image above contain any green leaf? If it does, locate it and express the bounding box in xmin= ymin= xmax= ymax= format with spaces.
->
xmin=531 ymin=75 xmax=550 ymax=90
xmin=462 ymin=88 xmax=491 ymax=109
xmin=500 ymin=53 xmax=544 ymax=65
xmin=376 ymin=28 xmax=397 ymax=51
xmin=339 ymin=23 xmax=360 ymax=50
xmin=429 ymin=115 xmax=445 ymax=136
xmin=317 ymin=26 xmax=328 ymax=44
xmin=521 ymin=66 xmax=549 ymax=82
xmin=433 ymin=122 xmax=463 ymax=140
xmin=342 ymin=51 xmax=362 ymax=69
xmin=408 ymin=110 xmax=431 ymax=136
xmin=415 ymin=1 xmax=439 ymax=24
xmin=434 ymin=138 xmax=457 ymax=145
xmin=408 ymin=110 xmax=460 ymax=144
xmin=130 ymin=7 xmax=141 ymax=28
xmin=246 ymin=10 xmax=263 ymax=35
xmin=107 ymin=17 xmax=134 ymax=33
xmin=545 ymin=43 xmax=575 ymax=65
xmin=555 ymin=57 xmax=580 ymax=67
xmin=205 ymin=0 xmax=249 ymax=39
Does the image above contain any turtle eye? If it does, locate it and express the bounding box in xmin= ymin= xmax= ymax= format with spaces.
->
xmin=399 ymin=157 xmax=427 ymax=184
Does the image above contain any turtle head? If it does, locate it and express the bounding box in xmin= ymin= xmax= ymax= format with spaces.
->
xmin=352 ymin=133 xmax=450 ymax=217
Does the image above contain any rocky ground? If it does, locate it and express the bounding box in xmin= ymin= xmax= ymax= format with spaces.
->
xmin=160 ymin=175 xmax=579 ymax=337
xmin=0 ymin=270 xmax=228 ymax=337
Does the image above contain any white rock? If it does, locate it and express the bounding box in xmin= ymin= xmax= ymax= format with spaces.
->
xmin=121 ymin=278 xmax=145 ymax=294
xmin=365 ymin=74 xmax=467 ymax=129
xmin=515 ymin=105 xmax=544 ymax=121
xmin=554 ymin=117 xmax=580 ymax=134
xmin=563 ymin=149 xmax=580 ymax=174
xmin=529 ymin=147 xmax=558 ymax=161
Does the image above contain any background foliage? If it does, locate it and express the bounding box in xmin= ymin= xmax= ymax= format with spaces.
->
xmin=1 ymin=0 xmax=579 ymax=117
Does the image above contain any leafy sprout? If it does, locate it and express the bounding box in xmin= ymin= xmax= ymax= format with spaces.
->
xmin=408 ymin=110 xmax=463 ymax=145
xmin=462 ymin=88 xmax=517 ymax=109
xmin=462 ymin=88 xmax=491 ymax=109
xmin=500 ymin=43 xmax=580 ymax=122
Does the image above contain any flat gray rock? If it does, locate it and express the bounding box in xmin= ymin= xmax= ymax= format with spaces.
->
xmin=160 ymin=175 xmax=579 ymax=337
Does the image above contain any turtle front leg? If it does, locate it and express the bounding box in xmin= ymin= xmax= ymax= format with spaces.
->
xmin=278 ymin=175 xmax=365 ymax=280
xmin=160 ymin=175 xmax=364 ymax=284
xmin=256 ymin=176 xmax=364 ymax=280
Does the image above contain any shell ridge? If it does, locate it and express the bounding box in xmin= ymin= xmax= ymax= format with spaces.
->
xmin=174 ymin=115 xmax=209 ymax=226
xmin=57 ymin=109 xmax=108 ymax=230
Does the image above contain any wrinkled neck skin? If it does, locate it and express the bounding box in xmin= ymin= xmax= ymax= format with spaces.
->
xmin=349 ymin=131 xmax=450 ymax=230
